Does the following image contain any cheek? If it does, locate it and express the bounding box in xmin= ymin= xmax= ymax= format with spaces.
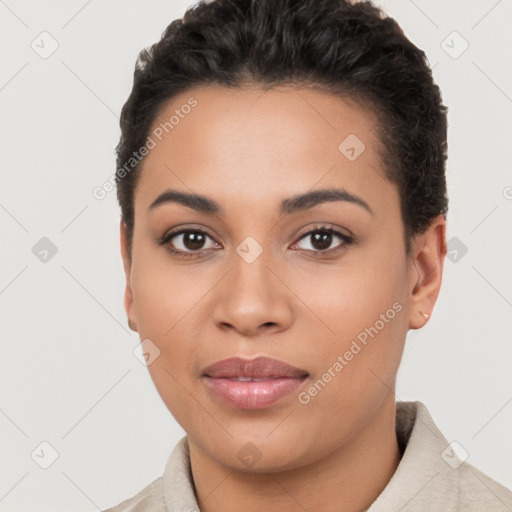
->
xmin=132 ymin=263 xmax=201 ymax=369
xmin=130 ymin=243 xmax=206 ymax=336
xmin=133 ymin=274 xmax=201 ymax=427
xmin=300 ymin=246 xmax=409 ymax=382
xmin=300 ymin=254 xmax=407 ymax=336
xmin=129 ymin=258 xmax=193 ymax=404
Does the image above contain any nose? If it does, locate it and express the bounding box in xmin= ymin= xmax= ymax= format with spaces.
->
xmin=211 ymin=250 xmax=294 ymax=338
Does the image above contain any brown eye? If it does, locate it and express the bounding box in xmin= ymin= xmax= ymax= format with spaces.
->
xmin=159 ymin=228 xmax=220 ymax=258
xmin=294 ymin=227 xmax=352 ymax=254
xmin=179 ymin=231 xmax=208 ymax=251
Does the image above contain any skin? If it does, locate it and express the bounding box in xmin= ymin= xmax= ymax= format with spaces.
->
xmin=120 ymin=84 xmax=447 ymax=512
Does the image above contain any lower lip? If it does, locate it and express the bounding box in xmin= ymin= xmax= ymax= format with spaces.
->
xmin=203 ymin=376 xmax=307 ymax=409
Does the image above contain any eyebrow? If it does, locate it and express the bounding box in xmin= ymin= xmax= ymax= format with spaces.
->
xmin=148 ymin=187 xmax=374 ymax=216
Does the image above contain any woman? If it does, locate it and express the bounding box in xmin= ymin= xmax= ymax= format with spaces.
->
xmin=105 ymin=0 xmax=512 ymax=510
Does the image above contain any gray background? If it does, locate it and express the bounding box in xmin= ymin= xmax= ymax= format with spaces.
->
xmin=1 ymin=0 xmax=511 ymax=510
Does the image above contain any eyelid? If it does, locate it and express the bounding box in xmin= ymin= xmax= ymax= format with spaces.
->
xmin=294 ymin=223 xmax=353 ymax=242
xmin=158 ymin=223 xmax=216 ymax=241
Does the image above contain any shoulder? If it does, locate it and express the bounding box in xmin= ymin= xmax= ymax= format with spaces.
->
xmin=102 ymin=477 xmax=165 ymax=512
xmin=369 ymin=401 xmax=512 ymax=511
xmin=455 ymin=460 xmax=512 ymax=510
xmin=411 ymin=401 xmax=512 ymax=510
xmin=102 ymin=436 xmax=195 ymax=512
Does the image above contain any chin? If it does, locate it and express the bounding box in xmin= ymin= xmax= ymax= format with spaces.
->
xmin=206 ymin=431 xmax=314 ymax=473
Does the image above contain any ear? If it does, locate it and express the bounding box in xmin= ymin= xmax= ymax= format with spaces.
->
xmin=120 ymin=220 xmax=138 ymax=332
xmin=407 ymin=214 xmax=447 ymax=330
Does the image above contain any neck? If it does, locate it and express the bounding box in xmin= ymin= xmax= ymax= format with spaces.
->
xmin=188 ymin=397 xmax=401 ymax=512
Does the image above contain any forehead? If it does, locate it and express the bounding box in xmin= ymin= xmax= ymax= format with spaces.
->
xmin=134 ymin=84 xmax=394 ymax=218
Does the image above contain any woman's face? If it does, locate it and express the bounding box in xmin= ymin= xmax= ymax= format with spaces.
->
xmin=121 ymin=84 xmax=435 ymax=471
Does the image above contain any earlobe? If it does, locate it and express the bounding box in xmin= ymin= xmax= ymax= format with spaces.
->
xmin=120 ymin=221 xmax=138 ymax=332
xmin=407 ymin=215 xmax=447 ymax=330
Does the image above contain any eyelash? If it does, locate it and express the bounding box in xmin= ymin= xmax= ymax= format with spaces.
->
xmin=157 ymin=224 xmax=354 ymax=259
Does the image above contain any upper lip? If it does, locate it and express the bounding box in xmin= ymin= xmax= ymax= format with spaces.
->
xmin=202 ymin=356 xmax=309 ymax=379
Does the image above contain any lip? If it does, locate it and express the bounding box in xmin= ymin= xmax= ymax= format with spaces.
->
xmin=202 ymin=356 xmax=309 ymax=409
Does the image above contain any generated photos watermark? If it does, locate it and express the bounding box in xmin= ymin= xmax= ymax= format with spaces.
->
xmin=92 ymin=96 xmax=198 ymax=201
xmin=298 ymin=301 xmax=403 ymax=405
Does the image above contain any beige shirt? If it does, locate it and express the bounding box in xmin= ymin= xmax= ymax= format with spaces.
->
xmin=103 ymin=401 xmax=512 ymax=511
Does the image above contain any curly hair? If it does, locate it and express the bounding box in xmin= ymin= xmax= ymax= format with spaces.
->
xmin=115 ymin=0 xmax=448 ymax=255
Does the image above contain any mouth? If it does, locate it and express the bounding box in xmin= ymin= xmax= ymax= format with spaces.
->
xmin=201 ymin=356 xmax=309 ymax=409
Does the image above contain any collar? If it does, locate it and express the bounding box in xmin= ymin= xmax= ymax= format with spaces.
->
xmin=366 ymin=401 xmax=458 ymax=511
xmin=161 ymin=401 xmax=460 ymax=511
